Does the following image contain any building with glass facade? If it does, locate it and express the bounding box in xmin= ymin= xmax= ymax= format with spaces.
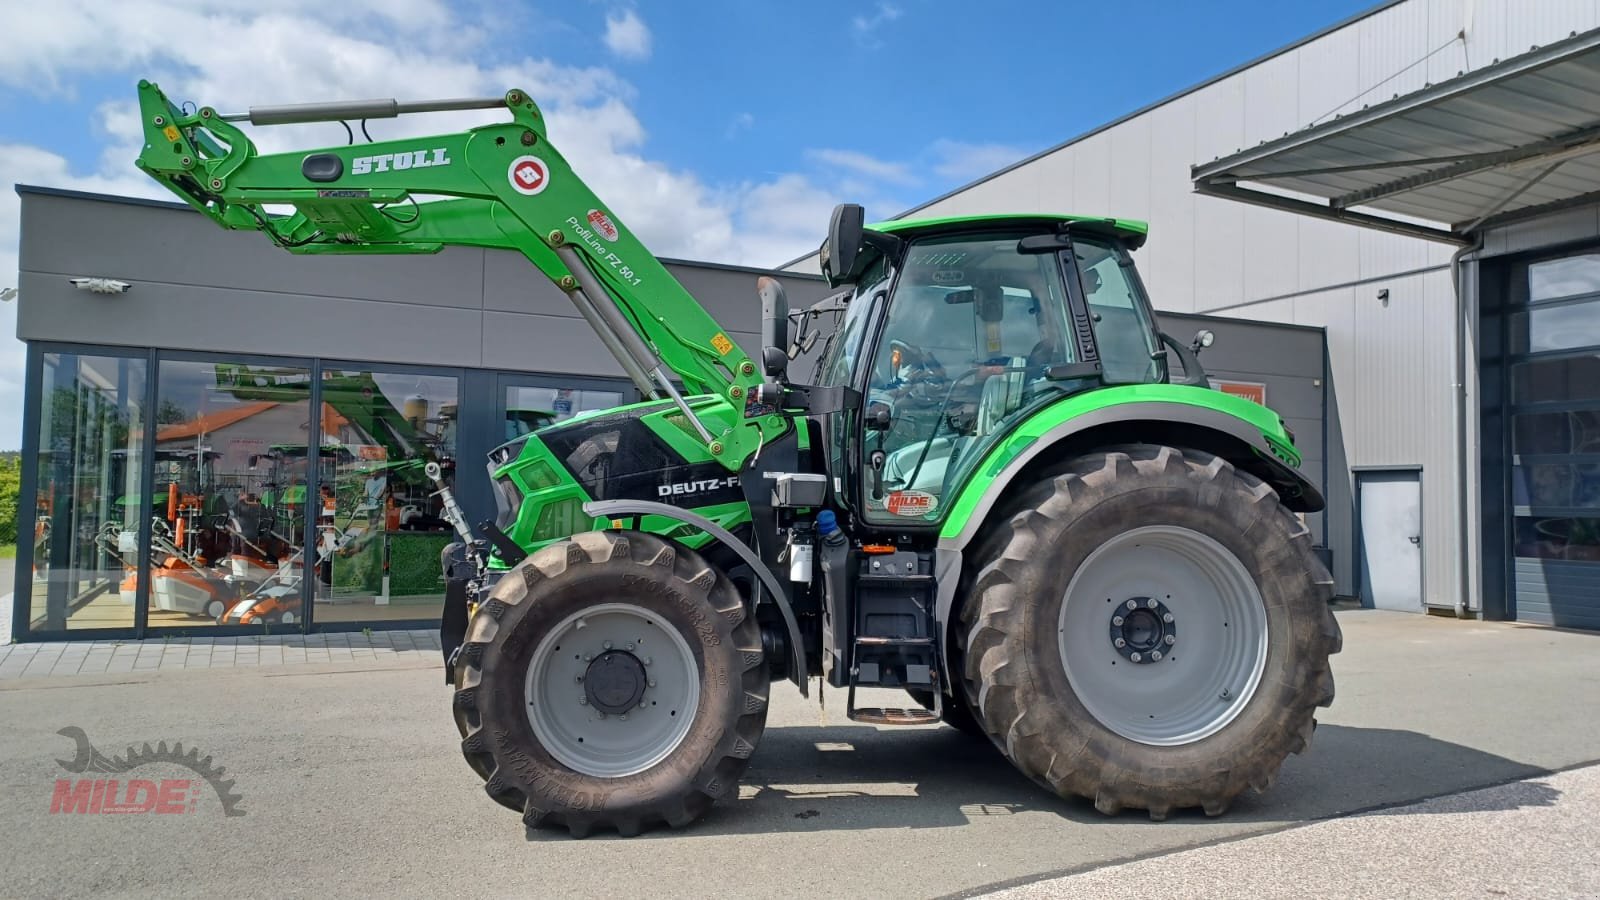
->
xmin=10 ymin=186 xmax=838 ymax=640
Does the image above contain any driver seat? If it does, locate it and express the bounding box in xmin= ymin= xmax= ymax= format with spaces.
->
xmin=976 ymin=356 xmax=1028 ymax=436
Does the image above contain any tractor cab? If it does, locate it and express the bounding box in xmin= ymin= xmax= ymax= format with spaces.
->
xmin=813 ymin=211 xmax=1169 ymax=527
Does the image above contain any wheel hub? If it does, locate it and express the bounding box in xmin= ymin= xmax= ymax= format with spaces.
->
xmin=1109 ymin=597 xmax=1177 ymax=663
xmin=584 ymin=650 xmax=647 ymax=714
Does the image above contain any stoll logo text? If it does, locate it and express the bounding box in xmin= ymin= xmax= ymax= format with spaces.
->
xmin=47 ymin=726 xmax=245 ymax=816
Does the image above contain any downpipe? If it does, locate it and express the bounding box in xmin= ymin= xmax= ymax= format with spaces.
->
xmin=1450 ymin=237 xmax=1483 ymax=619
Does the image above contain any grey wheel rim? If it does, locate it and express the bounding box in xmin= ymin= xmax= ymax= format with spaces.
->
xmin=526 ymin=602 xmax=701 ymax=777
xmin=1057 ymin=525 xmax=1268 ymax=746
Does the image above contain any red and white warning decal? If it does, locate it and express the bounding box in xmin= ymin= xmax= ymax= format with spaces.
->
xmin=586 ymin=209 xmax=619 ymax=241
xmin=886 ymin=490 xmax=938 ymax=517
xmin=508 ymin=155 xmax=550 ymax=195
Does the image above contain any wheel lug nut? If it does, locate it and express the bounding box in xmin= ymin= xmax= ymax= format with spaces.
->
xmin=1163 ymin=612 xmax=1174 ymax=623
xmin=644 ymin=657 xmax=653 ymax=666
xmin=626 ymin=643 xmax=635 ymax=651
xmin=1150 ymin=651 xmax=1162 ymax=661
xmin=1113 ymin=615 xmax=1124 ymax=626
xmin=647 ymin=680 xmax=656 ymax=688
xmin=578 ymin=696 xmax=587 ymax=705
xmin=1164 ymin=634 xmax=1176 ymax=645
xmin=603 ymin=641 xmax=612 ymax=650
xmin=1130 ymin=652 xmax=1142 ymax=662
xmin=1125 ymin=599 xmax=1138 ymax=610
xmin=620 ymin=714 xmax=628 ymax=722
xmin=1146 ymin=598 xmax=1159 ymax=609
xmin=1114 ymin=638 xmax=1126 ymax=648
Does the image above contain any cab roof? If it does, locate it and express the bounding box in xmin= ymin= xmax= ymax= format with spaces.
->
xmin=868 ymin=213 xmax=1149 ymax=249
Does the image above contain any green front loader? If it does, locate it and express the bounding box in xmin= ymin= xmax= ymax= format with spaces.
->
xmin=132 ymin=81 xmax=1340 ymax=836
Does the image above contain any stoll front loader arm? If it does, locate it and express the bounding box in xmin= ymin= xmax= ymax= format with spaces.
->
xmin=132 ymin=81 xmax=810 ymax=686
xmin=132 ymin=80 xmax=780 ymax=457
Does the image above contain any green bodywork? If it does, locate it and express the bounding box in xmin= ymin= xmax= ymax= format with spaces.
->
xmin=936 ymin=383 xmax=1299 ymax=539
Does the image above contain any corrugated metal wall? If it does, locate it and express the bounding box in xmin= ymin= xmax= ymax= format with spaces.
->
xmin=787 ymin=0 xmax=1600 ymax=607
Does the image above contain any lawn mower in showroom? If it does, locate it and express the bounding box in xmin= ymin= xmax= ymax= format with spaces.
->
xmin=132 ymin=80 xmax=1340 ymax=836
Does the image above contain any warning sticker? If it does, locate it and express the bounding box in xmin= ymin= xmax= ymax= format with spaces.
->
xmin=162 ymin=125 xmax=181 ymax=143
xmin=711 ymin=333 xmax=735 ymax=356
xmin=508 ymin=156 xmax=550 ymax=195
xmin=886 ymin=490 xmax=938 ymax=517
xmin=586 ymin=209 xmax=619 ymax=241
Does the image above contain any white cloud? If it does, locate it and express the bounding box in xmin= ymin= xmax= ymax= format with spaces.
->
xmin=725 ymin=111 xmax=755 ymax=140
xmin=929 ymin=139 xmax=1030 ymax=183
xmin=603 ymin=9 xmax=652 ymax=62
xmin=851 ymin=2 xmax=902 ymax=46
xmin=807 ymin=149 xmax=917 ymax=187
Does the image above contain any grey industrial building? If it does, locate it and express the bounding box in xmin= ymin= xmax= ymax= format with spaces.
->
xmin=11 ymin=0 xmax=1600 ymax=640
xmin=782 ymin=0 xmax=1600 ymax=631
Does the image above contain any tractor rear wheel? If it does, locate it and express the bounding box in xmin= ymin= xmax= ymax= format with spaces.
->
xmin=452 ymin=531 xmax=768 ymax=837
xmin=959 ymin=445 xmax=1340 ymax=819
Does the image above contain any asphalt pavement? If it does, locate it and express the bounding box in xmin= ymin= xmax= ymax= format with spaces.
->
xmin=0 ymin=609 xmax=1596 ymax=898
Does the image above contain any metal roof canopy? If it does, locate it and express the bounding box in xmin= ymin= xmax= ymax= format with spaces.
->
xmin=1192 ymin=27 xmax=1600 ymax=245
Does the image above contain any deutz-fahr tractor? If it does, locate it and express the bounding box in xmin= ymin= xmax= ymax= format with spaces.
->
xmin=132 ymin=81 xmax=1340 ymax=837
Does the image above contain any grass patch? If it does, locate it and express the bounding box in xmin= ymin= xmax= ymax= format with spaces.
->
xmin=0 ymin=544 xmax=15 ymax=559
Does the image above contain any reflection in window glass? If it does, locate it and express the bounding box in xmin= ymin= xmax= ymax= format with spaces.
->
xmin=1514 ymin=515 xmax=1600 ymax=561
xmin=1511 ymin=298 xmax=1600 ymax=354
xmin=151 ymin=360 xmax=314 ymax=628
xmin=318 ymin=370 xmax=461 ymax=624
xmin=31 ymin=353 xmax=146 ymax=631
xmin=1513 ymin=409 xmax=1600 ymax=455
xmin=1512 ymin=463 xmax=1600 ymax=510
xmin=1529 ymin=254 xmax=1600 ymax=303
xmin=1511 ymin=354 xmax=1600 ymax=405
xmin=505 ymin=386 xmax=623 ymax=440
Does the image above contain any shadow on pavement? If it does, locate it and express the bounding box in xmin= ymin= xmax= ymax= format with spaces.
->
xmin=529 ymin=721 xmax=1570 ymax=840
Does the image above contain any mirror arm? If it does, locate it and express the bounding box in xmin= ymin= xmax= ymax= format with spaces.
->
xmin=1158 ymin=332 xmax=1209 ymax=387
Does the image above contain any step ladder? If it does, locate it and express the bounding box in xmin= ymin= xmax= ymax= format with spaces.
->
xmin=845 ymin=550 xmax=942 ymax=726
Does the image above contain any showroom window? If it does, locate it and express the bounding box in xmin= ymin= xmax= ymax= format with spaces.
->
xmin=30 ymin=352 xmax=147 ymax=631
xmin=150 ymin=358 xmax=316 ymax=628
xmin=317 ymin=367 xmax=461 ymax=625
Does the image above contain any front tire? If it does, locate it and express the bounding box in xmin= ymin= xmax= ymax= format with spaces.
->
xmin=452 ymin=531 xmax=769 ymax=837
xmin=959 ymin=445 xmax=1340 ymax=819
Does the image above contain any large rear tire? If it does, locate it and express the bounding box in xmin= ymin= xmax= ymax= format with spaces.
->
xmin=452 ymin=531 xmax=769 ymax=837
xmin=959 ymin=445 xmax=1340 ymax=819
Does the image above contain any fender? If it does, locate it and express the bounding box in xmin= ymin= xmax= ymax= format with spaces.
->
xmin=938 ymin=389 xmax=1323 ymax=553
xmin=583 ymin=499 xmax=808 ymax=696
xmin=931 ymin=389 xmax=1324 ymax=693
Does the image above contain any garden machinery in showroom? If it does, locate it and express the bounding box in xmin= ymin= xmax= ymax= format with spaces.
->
xmin=132 ymin=80 xmax=1341 ymax=836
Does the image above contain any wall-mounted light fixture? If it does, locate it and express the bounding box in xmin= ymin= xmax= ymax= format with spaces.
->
xmin=69 ymin=277 xmax=132 ymax=294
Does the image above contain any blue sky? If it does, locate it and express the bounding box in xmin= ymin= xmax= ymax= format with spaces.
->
xmin=0 ymin=0 xmax=1377 ymax=445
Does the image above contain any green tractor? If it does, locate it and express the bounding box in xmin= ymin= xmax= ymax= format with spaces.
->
xmin=133 ymin=82 xmax=1340 ymax=835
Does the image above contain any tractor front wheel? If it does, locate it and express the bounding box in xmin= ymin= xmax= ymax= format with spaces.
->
xmin=959 ymin=445 xmax=1341 ymax=819
xmin=452 ymin=531 xmax=768 ymax=837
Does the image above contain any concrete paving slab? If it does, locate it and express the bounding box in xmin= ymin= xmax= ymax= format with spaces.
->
xmin=983 ymin=764 xmax=1600 ymax=899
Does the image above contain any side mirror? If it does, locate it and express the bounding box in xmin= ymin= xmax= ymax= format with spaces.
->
xmin=757 ymin=276 xmax=789 ymax=378
xmin=820 ymin=203 xmax=865 ymax=288
xmin=1190 ymin=329 xmax=1215 ymax=355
